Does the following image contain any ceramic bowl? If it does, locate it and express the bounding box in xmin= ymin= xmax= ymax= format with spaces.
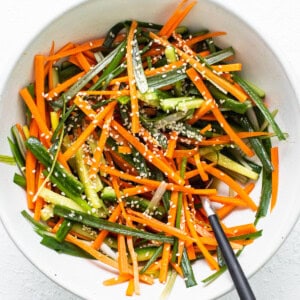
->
xmin=1 ymin=0 xmax=300 ymax=299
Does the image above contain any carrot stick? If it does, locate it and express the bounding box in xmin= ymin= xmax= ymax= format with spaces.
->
xmin=35 ymin=55 xmax=46 ymax=122
xmin=205 ymin=165 xmax=257 ymax=210
xmin=122 ymin=185 xmax=156 ymax=197
xmin=185 ymin=31 xmax=227 ymax=47
xmin=63 ymin=100 xmax=117 ymax=161
xmin=159 ymin=0 xmax=196 ymax=38
xmin=126 ymin=278 xmax=135 ymax=296
xmin=159 ymin=191 xmax=178 ymax=283
xmin=186 ymin=67 xmax=254 ymax=157
xmin=33 ymin=166 xmax=45 ymax=221
xmin=89 ymin=104 xmax=115 ymax=177
xmin=270 ymin=146 xmax=279 ymax=211
xmin=194 ymin=152 xmax=209 ymax=182
xmin=26 ymin=120 xmax=39 ymax=210
xmin=183 ymin=195 xmax=219 ymax=270
xmin=208 ymin=195 xmax=249 ymax=207
xmin=127 ymin=20 xmax=140 ymax=134
xmin=165 ymin=131 xmax=178 ymax=158
xmin=20 ymin=88 xmax=51 ymax=140
xmin=118 ymin=233 xmax=130 ymax=275
xmin=46 ymin=71 xmax=85 ymax=100
xmin=211 ymin=63 xmax=242 ymax=73
xmin=46 ymin=38 xmax=105 ymax=62
xmin=103 ymin=274 xmax=132 ymax=286
xmin=216 ymin=182 xmax=255 ymax=219
xmin=173 ymin=148 xmax=198 ymax=158
xmin=117 ymin=146 xmax=132 ymax=155
xmin=92 ymin=204 xmax=121 ymax=250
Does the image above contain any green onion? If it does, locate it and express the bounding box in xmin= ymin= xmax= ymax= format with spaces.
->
xmin=53 ymin=205 xmax=174 ymax=244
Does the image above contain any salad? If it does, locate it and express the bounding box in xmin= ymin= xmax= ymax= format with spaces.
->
xmin=5 ymin=0 xmax=284 ymax=297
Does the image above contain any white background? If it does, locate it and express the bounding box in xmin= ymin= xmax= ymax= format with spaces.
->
xmin=0 ymin=1 xmax=299 ymax=299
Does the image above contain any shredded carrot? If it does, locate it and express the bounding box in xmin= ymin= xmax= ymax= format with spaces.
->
xmin=127 ymin=20 xmax=140 ymax=134
xmin=205 ymin=165 xmax=257 ymax=210
xmin=92 ymin=204 xmax=121 ymax=250
xmin=46 ymin=71 xmax=85 ymax=100
xmin=25 ymin=120 xmax=39 ymax=210
xmin=211 ymin=63 xmax=242 ymax=72
xmin=117 ymin=145 xmax=132 ymax=155
xmin=159 ymin=0 xmax=196 ymax=38
xmin=194 ymin=153 xmax=209 ymax=182
xmin=183 ymin=195 xmax=219 ymax=270
xmin=34 ymin=55 xmax=46 ymax=122
xmin=165 ymin=131 xmax=178 ymax=158
xmin=89 ymin=103 xmax=115 ymax=177
xmin=216 ymin=182 xmax=256 ymax=219
xmin=186 ymin=31 xmax=227 ymax=47
xmin=270 ymin=146 xmax=279 ymax=211
xmin=159 ymin=191 xmax=178 ymax=283
xmin=118 ymin=233 xmax=130 ymax=275
xmin=186 ymin=67 xmax=254 ymax=157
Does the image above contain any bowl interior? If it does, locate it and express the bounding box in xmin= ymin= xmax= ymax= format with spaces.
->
xmin=1 ymin=0 xmax=300 ymax=299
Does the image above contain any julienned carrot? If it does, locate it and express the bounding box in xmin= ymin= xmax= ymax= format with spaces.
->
xmin=216 ymin=182 xmax=255 ymax=219
xmin=159 ymin=0 xmax=196 ymax=38
xmin=45 ymin=38 xmax=105 ymax=62
xmin=127 ymin=20 xmax=140 ymax=134
xmin=186 ymin=67 xmax=254 ymax=157
xmin=211 ymin=63 xmax=242 ymax=73
xmin=89 ymin=104 xmax=115 ymax=177
xmin=159 ymin=191 xmax=178 ymax=283
xmin=34 ymin=55 xmax=46 ymax=122
xmin=92 ymin=204 xmax=122 ymax=250
xmin=185 ymin=31 xmax=227 ymax=47
xmin=173 ymin=148 xmax=198 ymax=158
xmin=205 ymin=165 xmax=257 ymax=210
xmin=122 ymin=185 xmax=156 ymax=197
xmin=46 ymin=71 xmax=85 ymax=100
xmin=25 ymin=120 xmax=39 ymax=210
xmin=183 ymin=195 xmax=219 ymax=270
xmin=149 ymin=31 xmax=248 ymax=103
xmin=20 ymin=88 xmax=51 ymax=141
xmin=208 ymin=195 xmax=248 ymax=207
xmin=63 ymin=100 xmax=117 ymax=161
xmin=33 ymin=166 xmax=45 ymax=221
xmin=118 ymin=233 xmax=130 ymax=275
xmin=165 ymin=131 xmax=178 ymax=158
xmin=194 ymin=153 xmax=209 ymax=182
xmin=270 ymin=147 xmax=279 ymax=211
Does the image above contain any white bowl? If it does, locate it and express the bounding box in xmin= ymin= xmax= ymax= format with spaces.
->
xmin=1 ymin=0 xmax=300 ymax=299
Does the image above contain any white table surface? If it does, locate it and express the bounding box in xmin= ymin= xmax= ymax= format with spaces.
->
xmin=0 ymin=1 xmax=299 ymax=299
